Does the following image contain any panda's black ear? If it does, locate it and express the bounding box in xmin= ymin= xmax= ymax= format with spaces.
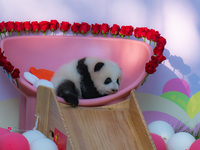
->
xmin=94 ymin=62 xmax=104 ymax=72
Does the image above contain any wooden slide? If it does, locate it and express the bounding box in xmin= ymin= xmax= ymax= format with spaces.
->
xmin=35 ymin=86 xmax=156 ymax=150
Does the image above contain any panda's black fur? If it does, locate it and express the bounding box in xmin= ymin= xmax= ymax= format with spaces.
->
xmin=51 ymin=57 xmax=122 ymax=107
xmin=56 ymin=80 xmax=80 ymax=106
xmin=77 ymin=58 xmax=106 ymax=99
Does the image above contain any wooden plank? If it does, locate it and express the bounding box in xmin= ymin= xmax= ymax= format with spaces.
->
xmin=129 ymin=90 xmax=156 ymax=150
xmin=36 ymin=86 xmax=73 ymax=150
xmin=35 ymin=86 xmax=51 ymax=136
xmin=62 ymin=108 xmax=138 ymax=150
xmin=48 ymin=87 xmax=74 ymax=150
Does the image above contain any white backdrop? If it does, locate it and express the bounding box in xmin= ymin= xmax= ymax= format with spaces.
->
xmin=0 ymin=0 xmax=200 ymax=129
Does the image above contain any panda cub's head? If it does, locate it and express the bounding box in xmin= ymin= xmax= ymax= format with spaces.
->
xmin=85 ymin=58 xmax=122 ymax=96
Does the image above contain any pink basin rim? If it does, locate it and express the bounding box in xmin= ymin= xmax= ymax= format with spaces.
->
xmin=1 ymin=36 xmax=153 ymax=106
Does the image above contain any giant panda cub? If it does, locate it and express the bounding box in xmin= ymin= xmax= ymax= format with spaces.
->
xmin=51 ymin=57 xmax=122 ymax=107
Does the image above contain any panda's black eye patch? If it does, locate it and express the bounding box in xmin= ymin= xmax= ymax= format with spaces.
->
xmin=104 ymin=78 xmax=112 ymax=84
xmin=117 ymin=79 xmax=119 ymax=85
xmin=94 ymin=62 xmax=104 ymax=72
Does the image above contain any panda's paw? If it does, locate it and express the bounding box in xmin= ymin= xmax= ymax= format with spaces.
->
xmin=67 ymin=98 xmax=79 ymax=107
xmin=61 ymin=95 xmax=79 ymax=107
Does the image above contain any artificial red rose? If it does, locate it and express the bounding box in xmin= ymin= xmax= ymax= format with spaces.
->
xmin=110 ymin=24 xmax=120 ymax=37
xmin=71 ymin=22 xmax=80 ymax=35
xmin=91 ymin=23 xmax=100 ymax=35
xmin=141 ymin=27 xmax=148 ymax=37
xmin=157 ymin=36 xmax=167 ymax=46
xmin=24 ymin=21 xmax=32 ymax=34
xmin=125 ymin=25 xmax=134 ymax=37
xmin=7 ymin=21 xmax=15 ymax=32
xmin=157 ymin=54 xmax=166 ymax=63
xmin=151 ymin=55 xmax=159 ymax=63
xmin=3 ymin=61 xmax=14 ymax=73
xmin=147 ymin=29 xmax=160 ymax=42
xmin=152 ymin=30 xmax=160 ymax=42
xmin=100 ymin=23 xmax=110 ymax=36
xmin=50 ymin=20 xmax=59 ymax=31
xmin=134 ymin=27 xmax=148 ymax=39
xmin=0 ymin=48 xmax=3 ymax=56
xmin=15 ymin=22 xmax=24 ymax=35
xmin=11 ymin=68 xmax=20 ymax=78
xmin=32 ymin=21 xmax=40 ymax=34
xmin=0 ymin=56 xmax=7 ymax=66
xmin=79 ymin=22 xmax=90 ymax=35
xmin=0 ymin=48 xmax=6 ymax=59
xmin=0 ymin=27 xmax=2 ymax=39
xmin=60 ymin=21 xmax=71 ymax=35
xmin=119 ymin=26 xmax=126 ymax=38
xmin=7 ymin=21 xmax=15 ymax=37
xmin=0 ymin=21 xmax=7 ymax=33
xmin=50 ymin=20 xmax=59 ymax=35
xmin=145 ymin=61 xmax=158 ymax=74
xmin=146 ymin=29 xmax=154 ymax=41
xmin=134 ymin=27 xmax=142 ymax=38
xmin=151 ymin=54 xmax=166 ymax=64
xmin=154 ymin=43 xmax=164 ymax=56
xmin=39 ymin=21 xmax=49 ymax=35
xmin=0 ymin=23 xmax=3 ymax=39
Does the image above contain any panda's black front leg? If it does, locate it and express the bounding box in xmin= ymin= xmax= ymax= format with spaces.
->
xmin=56 ymin=80 xmax=79 ymax=107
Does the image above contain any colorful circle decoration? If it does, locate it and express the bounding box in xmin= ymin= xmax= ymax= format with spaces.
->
xmin=160 ymin=91 xmax=189 ymax=112
xmin=162 ymin=78 xmax=190 ymax=97
xmin=187 ymin=91 xmax=200 ymax=119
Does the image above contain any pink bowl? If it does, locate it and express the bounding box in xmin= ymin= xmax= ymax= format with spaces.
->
xmin=0 ymin=36 xmax=152 ymax=129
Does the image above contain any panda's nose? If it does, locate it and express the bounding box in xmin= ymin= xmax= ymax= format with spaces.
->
xmin=112 ymin=89 xmax=118 ymax=92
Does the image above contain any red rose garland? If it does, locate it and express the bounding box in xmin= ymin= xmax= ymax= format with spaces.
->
xmin=0 ymin=21 xmax=167 ymax=85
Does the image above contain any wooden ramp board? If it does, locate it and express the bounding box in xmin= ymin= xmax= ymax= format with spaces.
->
xmin=35 ymin=86 xmax=156 ymax=150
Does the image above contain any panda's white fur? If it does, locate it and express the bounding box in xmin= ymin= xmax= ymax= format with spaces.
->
xmin=51 ymin=59 xmax=81 ymax=96
xmin=51 ymin=57 xmax=122 ymax=106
